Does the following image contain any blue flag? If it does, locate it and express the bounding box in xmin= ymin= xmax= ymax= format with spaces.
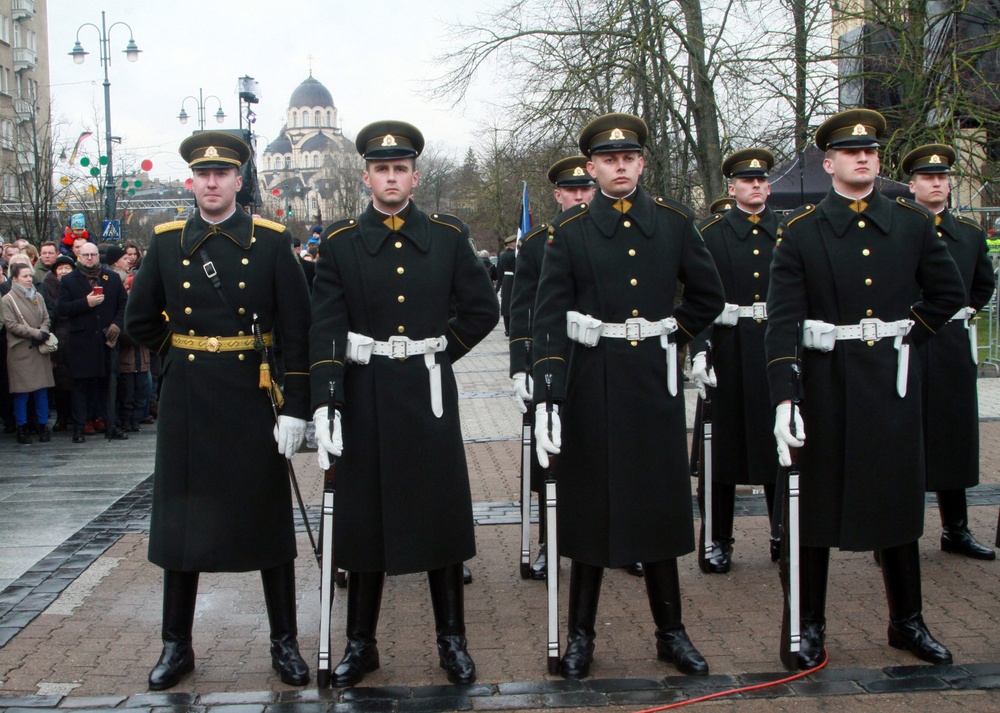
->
xmin=516 ymin=181 xmax=531 ymax=255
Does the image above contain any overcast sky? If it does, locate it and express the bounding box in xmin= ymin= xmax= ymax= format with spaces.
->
xmin=47 ymin=0 xmax=502 ymax=181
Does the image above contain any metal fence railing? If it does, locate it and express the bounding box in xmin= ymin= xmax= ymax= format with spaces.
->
xmin=982 ymin=265 xmax=1000 ymax=375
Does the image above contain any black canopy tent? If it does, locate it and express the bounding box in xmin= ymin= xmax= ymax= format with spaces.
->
xmin=767 ymin=145 xmax=911 ymax=211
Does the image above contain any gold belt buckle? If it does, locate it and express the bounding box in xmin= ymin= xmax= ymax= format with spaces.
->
xmin=205 ymin=337 xmax=221 ymax=353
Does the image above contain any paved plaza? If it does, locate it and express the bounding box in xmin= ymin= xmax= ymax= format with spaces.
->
xmin=1 ymin=324 xmax=999 ymax=712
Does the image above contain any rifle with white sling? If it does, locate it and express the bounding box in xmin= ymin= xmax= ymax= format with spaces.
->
xmin=316 ymin=339 xmax=338 ymax=688
xmin=543 ymin=335 xmax=560 ymax=674
xmin=697 ymin=341 xmax=715 ymax=573
xmin=519 ymin=311 xmax=534 ymax=578
xmin=778 ymin=340 xmax=803 ymax=670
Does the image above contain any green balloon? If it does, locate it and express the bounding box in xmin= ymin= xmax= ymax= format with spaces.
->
xmin=134 ymin=180 xmax=143 ymax=188
xmin=80 ymin=157 xmax=90 ymax=167
xmin=122 ymin=181 xmax=129 ymax=188
xmin=99 ymin=155 xmax=109 ymax=165
xmin=127 ymin=188 xmax=136 ymax=196
xmin=90 ymin=167 xmax=100 ymax=177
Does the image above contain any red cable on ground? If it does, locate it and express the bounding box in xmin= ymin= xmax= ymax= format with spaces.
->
xmin=632 ymin=649 xmax=829 ymax=712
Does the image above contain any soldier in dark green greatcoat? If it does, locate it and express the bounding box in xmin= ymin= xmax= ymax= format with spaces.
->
xmin=532 ymin=113 xmax=725 ymax=679
xmin=126 ymin=132 xmax=312 ymax=690
xmin=767 ymin=109 xmax=966 ymax=670
xmin=902 ymin=144 xmax=996 ymax=560
xmin=310 ymin=121 xmax=498 ymax=688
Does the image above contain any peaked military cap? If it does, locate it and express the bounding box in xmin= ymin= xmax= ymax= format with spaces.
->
xmin=547 ymin=156 xmax=595 ymax=186
xmin=901 ymin=144 xmax=956 ymax=176
xmin=504 ymin=234 xmax=518 ymax=245
xmin=356 ymin=120 xmax=424 ymax=160
xmin=709 ymin=196 xmax=736 ymax=214
xmin=180 ymin=131 xmax=251 ymax=169
xmin=578 ymin=113 xmax=648 ymax=156
xmin=815 ymin=108 xmax=886 ymax=151
xmin=723 ymin=148 xmax=774 ymax=178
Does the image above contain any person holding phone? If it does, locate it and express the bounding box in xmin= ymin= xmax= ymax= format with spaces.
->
xmin=58 ymin=243 xmax=128 ymax=442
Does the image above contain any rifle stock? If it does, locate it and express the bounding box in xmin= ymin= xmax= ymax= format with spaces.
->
xmin=779 ymin=353 xmax=803 ymax=670
xmin=697 ymin=341 xmax=714 ymax=572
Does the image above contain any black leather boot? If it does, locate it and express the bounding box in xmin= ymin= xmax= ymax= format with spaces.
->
xmin=262 ymin=562 xmax=310 ymax=685
xmin=559 ymin=561 xmax=603 ymax=679
xmin=331 ymin=571 xmax=384 ymax=687
xmin=938 ymin=489 xmax=995 ymax=560
xmin=880 ymin=541 xmax=953 ymax=664
xmin=699 ymin=483 xmax=736 ymax=574
xmin=72 ymin=427 xmax=86 ymax=443
xmin=148 ymin=570 xmax=198 ymax=690
xmin=429 ymin=563 xmax=476 ymax=684
xmin=38 ymin=424 xmax=51 ymax=442
xmin=797 ymin=546 xmax=829 ymax=670
xmin=16 ymin=425 xmax=31 ymax=445
xmin=645 ymin=558 xmax=708 ymax=675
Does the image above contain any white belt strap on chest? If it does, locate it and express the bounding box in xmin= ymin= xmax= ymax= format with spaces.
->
xmin=566 ymin=311 xmax=681 ymax=396
xmin=714 ymin=302 xmax=768 ymax=326
xmin=950 ymin=307 xmax=978 ymax=365
xmin=802 ymin=318 xmax=914 ymax=397
xmin=345 ymin=331 xmax=448 ymax=418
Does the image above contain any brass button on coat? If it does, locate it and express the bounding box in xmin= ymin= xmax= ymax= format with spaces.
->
xmin=858 ymin=220 xmax=866 ymax=228
xmin=184 ymin=307 xmax=192 ymax=315
xmin=863 ymin=249 xmax=870 ymax=256
xmin=865 ymin=278 xmax=872 ymax=286
xmin=183 ymin=282 xmax=191 ymax=289
xmin=397 ymin=267 xmax=404 ymax=274
xmin=630 ymin=278 xmax=637 ymax=286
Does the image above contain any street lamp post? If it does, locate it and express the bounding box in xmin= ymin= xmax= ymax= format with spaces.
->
xmin=69 ymin=11 xmax=141 ymax=232
xmin=178 ymin=88 xmax=226 ymax=131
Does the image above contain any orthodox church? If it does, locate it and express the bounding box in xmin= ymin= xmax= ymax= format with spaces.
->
xmin=258 ymin=74 xmax=359 ymax=226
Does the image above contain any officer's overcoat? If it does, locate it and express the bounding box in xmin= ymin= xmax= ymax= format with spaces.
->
xmin=532 ymin=190 xmax=725 ymax=567
xmin=125 ymin=210 xmax=311 ymax=572
xmin=309 ymin=203 xmax=498 ymax=575
xmin=497 ymin=247 xmax=516 ymax=320
xmin=508 ymin=220 xmax=551 ymax=492
xmin=765 ymin=191 xmax=965 ymax=551
xmin=692 ymin=206 xmax=779 ymax=485
xmin=920 ymin=210 xmax=996 ymax=491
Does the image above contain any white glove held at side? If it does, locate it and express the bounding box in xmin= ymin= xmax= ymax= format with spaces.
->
xmin=313 ymin=406 xmax=344 ymax=470
xmin=773 ymin=402 xmax=805 ymax=468
xmin=274 ymin=415 xmax=307 ymax=458
xmin=534 ymin=402 xmax=561 ymax=469
xmin=690 ymin=351 xmax=717 ymax=400
xmin=512 ymin=372 xmax=533 ymax=414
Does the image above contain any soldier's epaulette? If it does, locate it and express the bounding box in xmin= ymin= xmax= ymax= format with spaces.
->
xmin=697 ymin=214 xmax=724 ymax=232
xmin=955 ymin=214 xmax=984 ymax=231
xmin=322 ymin=218 xmax=358 ymax=240
xmin=896 ymin=196 xmax=933 ymax=218
xmin=253 ymin=217 xmax=287 ymax=233
xmin=783 ymin=204 xmax=815 ymax=228
xmin=428 ymin=212 xmax=464 ymax=233
xmin=555 ymin=202 xmax=589 ymax=227
xmin=153 ymin=220 xmax=186 ymax=235
xmin=520 ymin=223 xmax=549 ymax=244
xmin=653 ymin=195 xmax=696 ymax=220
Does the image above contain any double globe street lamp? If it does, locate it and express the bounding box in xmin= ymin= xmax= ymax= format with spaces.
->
xmin=178 ymin=89 xmax=226 ymax=131
xmin=69 ymin=11 xmax=142 ymax=230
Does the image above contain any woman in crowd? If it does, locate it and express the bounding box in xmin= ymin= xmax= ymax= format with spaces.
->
xmin=2 ymin=262 xmax=55 ymax=444
xmin=43 ymin=255 xmax=76 ymax=431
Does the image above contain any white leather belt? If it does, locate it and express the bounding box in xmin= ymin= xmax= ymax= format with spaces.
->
xmin=949 ymin=307 xmax=978 ymax=365
xmin=715 ymin=302 xmax=767 ymax=326
xmin=566 ymin=311 xmax=681 ymax=396
xmin=503 ymin=271 xmax=514 ymax=276
xmin=802 ymin=318 xmax=913 ymax=397
xmin=345 ymin=332 xmax=448 ymax=418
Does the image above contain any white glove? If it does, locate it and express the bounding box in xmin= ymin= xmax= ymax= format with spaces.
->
xmin=534 ymin=403 xmax=561 ymax=469
xmin=512 ymin=372 xmax=533 ymax=414
xmin=274 ymin=415 xmax=307 ymax=458
xmin=690 ymin=352 xmax=717 ymax=400
xmin=773 ymin=402 xmax=806 ymax=468
xmin=313 ymin=406 xmax=344 ymax=470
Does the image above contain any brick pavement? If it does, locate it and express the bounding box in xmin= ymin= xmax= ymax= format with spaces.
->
xmin=1 ymin=324 xmax=999 ymax=712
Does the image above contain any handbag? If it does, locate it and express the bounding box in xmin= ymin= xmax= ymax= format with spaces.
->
xmin=7 ymin=293 xmax=58 ymax=353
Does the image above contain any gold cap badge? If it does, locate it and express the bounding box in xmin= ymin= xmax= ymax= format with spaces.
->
xmin=749 ymin=158 xmax=761 ymax=168
xmin=205 ymin=146 xmax=219 ymax=157
xmin=572 ymin=167 xmax=585 ymax=176
xmin=381 ymin=135 xmax=397 ymax=147
xmin=852 ymin=124 xmax=867 ymax=136
xmin=609 ymin=128 xmax=625 ymax=141
xmin=929 ymin=154 xmax=941 ymax=164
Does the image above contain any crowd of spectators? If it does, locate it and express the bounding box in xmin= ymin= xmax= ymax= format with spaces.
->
xmin=0 ymin=218 xmax=158 ymax=444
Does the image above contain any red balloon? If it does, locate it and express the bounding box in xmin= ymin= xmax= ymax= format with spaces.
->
xmin=276 ymin=208 xmax=284 ymax=217
xmin=184 ymin=178 xmax=193 ymax=190
xmin=141 ymin=159 xmax=153 ymax=171
xmin=271 ymin=188 xmax=281 ymax=196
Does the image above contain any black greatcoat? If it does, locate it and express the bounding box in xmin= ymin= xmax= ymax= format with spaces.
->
xmin=508 ymin=220 xmax=551 ymax=492
xmin=765 ymin=191 xmax=965 ymax=551
xmin=920 ymin=210 xmax=996 ymax=491
xmin=532 ymin=189 xmax=725 ymax=567
xmin=309 ymin=202 xmax=498 ymax=576
xmin=125 ymin=210 xmax=311 ymax=573
xmin=497 ymin=246 xmax=516 ymax=319
xmin=692 ymin=206 xmax=779 ymax=485
xmin=59 ymin=266 xmax=127 ymax=380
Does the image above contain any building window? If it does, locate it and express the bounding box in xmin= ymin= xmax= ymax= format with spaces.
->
xmin=315 ymin=110 xmax=322 ymax=126
xmin=327 ymin=111 xmax=332 ymax=125
xmin=303 ymin=112 xmax=311 ymax=127
xmin=1 ymin=120 xmax=15 ymax=150
xmin=0 ymin=65 xmax=7 ymax=95
xmin=0 ymin=15 xmax=9 ymax=44
xmin=275 ymin=155 xmax=283 ymax=170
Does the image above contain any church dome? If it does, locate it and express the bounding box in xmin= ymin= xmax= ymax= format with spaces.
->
xmin=288 ymin=75 xmax=334 ymax=109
